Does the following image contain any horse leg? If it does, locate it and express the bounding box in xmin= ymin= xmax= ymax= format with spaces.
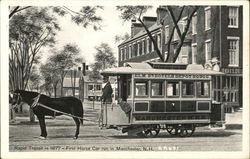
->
xmin=73 ymin=117 xmax=80 ymax=139
xmin=37 ymin=115 xmax=47 ymax=139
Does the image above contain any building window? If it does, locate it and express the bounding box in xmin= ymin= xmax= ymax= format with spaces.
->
xmin=137 ymin=41 xmax=141 ymax=56
xmin=149 ymin=38 xmax=152 ymax=53
xmin=192 ymin=13 xmax=197 ymax=34
xmin=227 ymin=37 xmax=239 ymax=67
xmin=142 ymin=39 xmax=145 ymax=55
xmin=205 ymin=39 xmax=211 ymax=62
xmin=126 ymin=46 xmax=129 ymax=59
xmin=165 ymin=26 xmax=169 ymax=43
xmin=119 ymin=48 xmax=122 ymax=62
xmin=147 ymin=38 xmax=150 ymax=53
xmin=157 ymin=33 xmax=161 ymax=49
xmin=120 ymin=48 xmax=123 ymax=61
xmin=88 ymin=84 xmax=94 ymax=91
xmin=228 ymin=7 xmax=239 ymax=28
xmin=176 ymin=45 xmax=189 ymax=64
xmin=192 ymin=43 xmax=197 ymax=64
xmin=205 ymin=7 xmax=211 ymax=30
xmin=124 ymin=47 xmax=127 ymax=60
xmin=151 ymin=35 xmax=155 ymax=51
xmin=222 ymin=76 xmax=239 ymax=103
xmin=173 ymin=21 xmax=184 ymax=41
xmin=134 ymin=43 xmax=137 ymax=57
xmin=164 ymin=51 xmax=168 ymax=61
xmin=129 ymin=45 xmax=132 ymax=58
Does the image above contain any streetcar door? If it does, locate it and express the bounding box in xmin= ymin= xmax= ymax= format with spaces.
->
xmin=118 ymin=74 xmax=131 ymax=101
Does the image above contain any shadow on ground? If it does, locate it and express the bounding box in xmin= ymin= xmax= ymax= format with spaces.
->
xmin=110 ymin=130 xmax=239 ymax=139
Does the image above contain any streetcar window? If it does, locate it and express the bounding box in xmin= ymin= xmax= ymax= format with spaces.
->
xmin=167 ymin=81 xmax=179 ymax=97
xmin=197 ymin=81 xmax=210 ymax=97
xmin=127 ymin=80 xmax=131 ymax=97
xmin=182 ymin=81 xmax=195 ymax=97
xmin=151 ymin=81 xmax=164 ymax=96
xmin=88 ymin=85 xmax=93 ymax=90
xmin=135 ymin=81 xmax=148 ymax=96
xmin=95 ymin=84 xmax=101 ymax=91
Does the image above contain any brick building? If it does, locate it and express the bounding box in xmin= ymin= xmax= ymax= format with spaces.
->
xmin=118 ymin=6 xmax=243 ymax=112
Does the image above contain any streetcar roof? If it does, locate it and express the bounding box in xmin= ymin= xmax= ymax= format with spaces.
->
xmin=101 ymin=62 xmax=224 ymax=76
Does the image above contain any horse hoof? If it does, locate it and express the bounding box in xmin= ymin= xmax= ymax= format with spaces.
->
xmin=73 ymin=137 xmax=78 ymax=140
xmin=39 ymin=136 xmax=46 ymax=140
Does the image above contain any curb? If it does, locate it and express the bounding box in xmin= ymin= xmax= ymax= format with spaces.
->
xmin=225 ymin=124 xmax=242 ymax=130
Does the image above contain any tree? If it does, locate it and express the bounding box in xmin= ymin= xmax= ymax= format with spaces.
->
xmin=9 ymin=6 xmax=103 ymax=91
xmin=89 ymin=43 xmax=116 ymax=81
xmin=114 ymin=32 xmax=130 ymax=43
xmin=9 ymin=7 xmax=59 ymax=91
xmin=28 ymin=66 xmax=41 ymax=92
xmin=9 ymin=6 xmax=103 ymax=31
xmin=116 ymin=6 xmax=198 ymax=63
xmin=52 ymin=44 xmax=83 ymax=96
xmin=40 ymin=59 xmax=61 ymax=97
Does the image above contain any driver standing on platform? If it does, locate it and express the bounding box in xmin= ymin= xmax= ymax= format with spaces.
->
xmin=101 ymin=75 xmax=113 ymax=104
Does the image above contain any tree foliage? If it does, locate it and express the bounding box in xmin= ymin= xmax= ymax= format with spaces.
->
xmin=9 ymin=6 xmax=103 ymax=31
xmin=9 ymin=6 xmax=103 ymax=91
xmin=114 ymin=32 xmax=130 ymax=43
xmin=89 ymin=43 xmax=116 ymax=80
xmin=53 ymin=43 xmax=83 ymax=96
xmin=40 ymin=43 xmax=83 ymax=97
xmin=9 ymin=7 xmax=59 ymax=91
xmin=28 ymin=66 xmax=41 ymax=92
xmin=40 ymin=60 xmax=60 ymax=97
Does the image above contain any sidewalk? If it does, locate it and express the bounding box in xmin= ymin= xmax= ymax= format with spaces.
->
xmin=225 ymin=111 xmax=242 ymax=129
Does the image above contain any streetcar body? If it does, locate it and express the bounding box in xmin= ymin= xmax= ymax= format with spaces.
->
xmin=86 ymin=82 xmax=102 ymax=101
xmin=100 ymin=62 xmax=225 ymax=137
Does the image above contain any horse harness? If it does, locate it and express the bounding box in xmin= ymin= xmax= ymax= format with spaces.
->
xmin=29 ymin=94 xmax=96 ymax=122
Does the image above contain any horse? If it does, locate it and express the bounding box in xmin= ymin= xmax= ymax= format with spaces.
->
xmin=11 ymin=90 xmax=84 ymax=139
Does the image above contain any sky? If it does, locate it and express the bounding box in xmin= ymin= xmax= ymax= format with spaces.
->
xmin=45 ymin=6 xmax=157 ymax=66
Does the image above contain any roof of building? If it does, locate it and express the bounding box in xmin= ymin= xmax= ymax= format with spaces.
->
xmin=63 ymin=78 xmax=79 ymax=88
xmin=142 ymin=16 xmax=157 ymax=22
xmin=119 ymin=23 xmax=161 ymax=46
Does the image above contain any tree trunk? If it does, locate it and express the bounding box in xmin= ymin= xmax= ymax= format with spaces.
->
xmin=54 ymin=85 xmax=57 ymax=98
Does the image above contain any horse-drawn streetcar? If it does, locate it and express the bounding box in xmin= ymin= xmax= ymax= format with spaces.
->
xmin=100 ymin=62 xmax=225 ymax=137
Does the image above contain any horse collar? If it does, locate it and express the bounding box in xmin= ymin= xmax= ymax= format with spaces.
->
xmin=31 ymin=94 xmax=41 ymax=108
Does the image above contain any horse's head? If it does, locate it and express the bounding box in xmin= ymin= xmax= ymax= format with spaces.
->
xmin=10 ymin=90 xmax=23 ymax=110
xmin=11 ymin=90 xmax=36 ymax=106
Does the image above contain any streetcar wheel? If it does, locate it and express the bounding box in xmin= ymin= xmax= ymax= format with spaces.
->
xmin=139 ymin=125 xmax=160 ymax=138
xmin=178 ymin=124 xmax=195 ymax=137
xmin=185 ymin=124 xmax=196 ymax=137
xmin=166 ymin=125 xmax=179 ymax=136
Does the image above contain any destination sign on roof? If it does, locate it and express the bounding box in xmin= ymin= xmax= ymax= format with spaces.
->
xmin=134 ymin=74 xmax=211 ymax=79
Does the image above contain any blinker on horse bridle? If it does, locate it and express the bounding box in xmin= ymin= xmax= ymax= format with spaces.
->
xmin=11 ymin=93 xmax=22 ymax=109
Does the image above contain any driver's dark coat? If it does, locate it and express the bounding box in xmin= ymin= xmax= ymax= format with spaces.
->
xmin=101 ymin=82 xmax=113 ymax=103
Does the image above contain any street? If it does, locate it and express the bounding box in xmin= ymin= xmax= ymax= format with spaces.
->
xmin=9 ymin=101 xmax=242 ymax=152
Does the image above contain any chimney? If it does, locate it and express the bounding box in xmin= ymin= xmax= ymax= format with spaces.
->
xmin=142 ymin=16 xmax=157 ymax=28
xmin=157 ymin=7 xmax=167 ymax=25
xmin=131 ymin=20 xmax=143 ymax=37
